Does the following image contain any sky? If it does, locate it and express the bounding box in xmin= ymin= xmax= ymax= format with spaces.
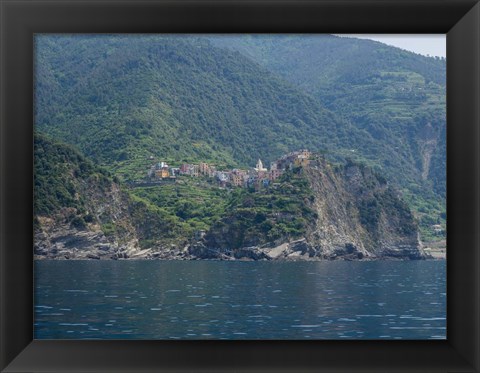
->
xmin=336 ymin=34 xmax=446 ymax=58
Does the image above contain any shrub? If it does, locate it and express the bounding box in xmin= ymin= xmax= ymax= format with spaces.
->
xmin=70 ymin=216 xmax=87 ymax=230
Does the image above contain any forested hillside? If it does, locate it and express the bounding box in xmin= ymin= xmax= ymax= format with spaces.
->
xmin=34 ymin=34 xmax=446 ymax=245
xmin=35 ymin=35 xmax=375 ymax=181
xmin=210 ymin=35 xmax=446 ymax=192
xmin=34 ymin=133 xmax=113 ymax=219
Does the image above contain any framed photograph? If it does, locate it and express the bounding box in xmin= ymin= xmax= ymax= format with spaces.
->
xmin=1 ymin=0 xmax=479 ymax=372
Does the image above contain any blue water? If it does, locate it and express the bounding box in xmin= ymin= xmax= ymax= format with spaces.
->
xmin=34 ymin=260 xmax=446 ymax=340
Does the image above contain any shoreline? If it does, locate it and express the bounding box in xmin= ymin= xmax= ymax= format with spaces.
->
xmin=34 ymin=255 xmax=445 ymax=261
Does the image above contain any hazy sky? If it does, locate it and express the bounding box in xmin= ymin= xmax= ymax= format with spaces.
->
xmin=336 ymin=34 xmax=446 ymax=58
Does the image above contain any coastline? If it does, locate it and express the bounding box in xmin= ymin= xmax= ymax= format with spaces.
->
xmin=422 ymin=240 xmax=447 ymax=260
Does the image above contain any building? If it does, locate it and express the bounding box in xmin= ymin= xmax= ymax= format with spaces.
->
xmin=155 ymin=168 xmax=170 ymax=179
xmin=180 ymin=164 xmax=189 ymax=174
xmin=299 ymin=149 xmax=311 ymax=159
xmin=294 ymin=156 xmax=310 ymax=167
xmin=231 ymin=169 xmax=248 ymax=186
xmin=257 ymin=170 xmax=267 ymax=180
xmin=216 ymin=171 xmax=229 ymax=182
xmin=269 ymin=168 xmax=283 ymax=181
xmin=147 ymin=165 xmax=156 ymax=178
xmin=191 ymin=164 xmax=199 ymax=177
xmin=199 ymin=162 xmax=210 ymax=175
xmin=254 ymin=159 xmax=267 ymax=172
xmin=143 ymin=148 xmax=311 ymax=187
xmin=180 ymin=164 xmax=199 ymax=177
xmin=230 ymin=173 xmax=243 ymax=187
xmin=294 ymin=149 xmax=311 ymax=167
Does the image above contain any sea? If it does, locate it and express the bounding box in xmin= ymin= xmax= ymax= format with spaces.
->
xmin=34 ymin=260 xmax=446 ymax=340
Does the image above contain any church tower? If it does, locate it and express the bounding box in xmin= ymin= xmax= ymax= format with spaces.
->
xmin=255 ymin=159 xmax=267 ymax=172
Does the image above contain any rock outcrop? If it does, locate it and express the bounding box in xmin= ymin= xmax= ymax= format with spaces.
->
xmin=34 ymin=186 xmax=143 ymax=260
xmin=301 ymin=159 xmax=427 ymax=259
xmin=34 ymin=135 xmax=149 ymax=259
xmin=195 ymin=158 xmax=429 ymax=260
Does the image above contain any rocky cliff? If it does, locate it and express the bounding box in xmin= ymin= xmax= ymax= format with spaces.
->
xmin=35 ymin=137 xmax=428 ymax=260
xmin=34 ymin=135 xmax=150 ymax=259
xmin=34 ymin=185 xmax=144 ymax=260
xmin=191 ymin=158 xmax=428 ymax=260
xmin=303 ymin=159 xmax=425 ymax=259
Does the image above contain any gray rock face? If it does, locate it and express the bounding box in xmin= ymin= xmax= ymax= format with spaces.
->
xmin=299 ymin=160 xmax=428 ymax=260
xmin=34 ymin=173 xmax=147 ymax=260
xmin=187 ymin=243 xmax=225 ymax=260
xmin=197 ymin=160 xmax=429 ymax=261
xmin=262 ymin=239 xmax=315 ymax=260
xmin=232 ymin=247 xmax=269 ymax=260
xmin=34 ymin=221 xmax=140 ymax=260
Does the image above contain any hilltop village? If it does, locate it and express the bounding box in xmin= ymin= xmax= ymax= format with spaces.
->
xmin=142 ymin=149 xmax=312 ymax=189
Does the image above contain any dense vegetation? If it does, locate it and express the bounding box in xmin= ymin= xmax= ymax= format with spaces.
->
xmin=204 ymin=168 xmax=316 ymax=249
xmin=34 ymin=133 xmax=111 ymax=224
xmin=130 ymin=178 xmax=230 ymax=237
xmin=35 ymin=35 xmax=371 ymax=181
xmin=34 ymin=34 xmax=446 ymax=244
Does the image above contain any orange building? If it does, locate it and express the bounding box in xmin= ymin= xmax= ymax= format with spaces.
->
xmin=155 ymin=168 xmax=170 ymax=178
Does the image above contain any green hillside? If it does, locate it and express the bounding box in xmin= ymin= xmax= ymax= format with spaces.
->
xmin=34 ymin=134 xmax=228 ymax=250
xmin=209 ymin=34 xmax=446 ymax=198
xmin=209 ymin=34 xmax=446 ymax=241
xmin=34 ymin=35 xmax=446 ymax=243
xmin=34 ymin=132 xmax=112 ymax=220
xmin=35 ymin=35 xmax=375 ymax=182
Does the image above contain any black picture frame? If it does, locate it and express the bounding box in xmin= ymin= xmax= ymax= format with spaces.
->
xmin=1 ymin=0 xmax=479 ymax=372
